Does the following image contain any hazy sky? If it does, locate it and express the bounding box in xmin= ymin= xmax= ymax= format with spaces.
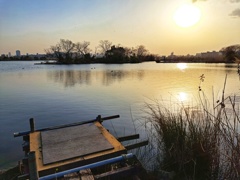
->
xmin=0 ymin=0 xmax=239 ymax=56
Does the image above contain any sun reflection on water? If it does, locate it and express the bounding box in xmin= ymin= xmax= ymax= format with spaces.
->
xmin=178 ymin=92 xmax=188 ymax=102
xmin=177 ymin=63 xmax=188 ymax=70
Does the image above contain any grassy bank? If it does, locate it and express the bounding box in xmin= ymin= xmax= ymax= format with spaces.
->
xmin=138 ymin=75 xmax=240 ymax=179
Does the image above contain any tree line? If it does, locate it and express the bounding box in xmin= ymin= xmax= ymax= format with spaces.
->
xmin=45 ymin=39 xmax=155 ymax=64
xmin=44 ymin=40 xmax=240 ymax=64
xmin=221 ymin=45 xmax=240 ymax=63
xmin=0 ymin=40 xmax=239 ymax=63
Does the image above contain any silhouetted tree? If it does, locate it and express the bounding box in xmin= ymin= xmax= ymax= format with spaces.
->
xmin=105 ymin=45 xmax=126 ymax=63
xmin=128 ymin=45 xmax=148 ymax=62
xmin=60 ymin=39 xmax=75 ymax=63
xmin=44 ymin=39 xmax=153 ymax=64
xmin=45 ymin=39 xmax=75 ymax=63
xmin=98 ymin=40 xmax=112 ymax=55
xmin=45 ymin=44 xmax=62 ymax=61
xmin=75 ymin=41 xmax=91 ymax=57
xmin=221 ymin=45 xmax=240 ymax=63
xmin=123 ymin=47 xmax=133 ymax=57
xmin=136 ymin=45 xmax=148 ymax=58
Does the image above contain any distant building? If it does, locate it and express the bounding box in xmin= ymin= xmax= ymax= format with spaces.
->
xmin=196 ymin=51 xmax=222 ymax=58
xmin=170 ymin=52 xmax=174 ymax=58
xmin=16 ymin=50 xmax=21 ymax=57
xmin=8 ymin=52 xmax=11 ymax=57
xmin=167 ymin=52 xmax=176 ymax=59
xmin=26 ymin=53 xmax=47 ymax=60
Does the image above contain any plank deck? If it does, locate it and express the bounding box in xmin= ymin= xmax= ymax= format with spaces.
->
xmin=29 ymin=121 xmax=127 ymax=176
xmin=41 ymin=123 xmax=113 ymax=165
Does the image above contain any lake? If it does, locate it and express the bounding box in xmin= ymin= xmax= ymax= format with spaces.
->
xmin=1 ymin=61 xmax=240 ymax=170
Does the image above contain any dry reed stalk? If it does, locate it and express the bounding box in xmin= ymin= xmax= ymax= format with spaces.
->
xmin=138 ymin=74 xmax=240 ymax=179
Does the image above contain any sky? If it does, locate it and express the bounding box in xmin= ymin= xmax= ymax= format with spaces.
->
xmin=0 ymin=0 xmax=239 ymax=56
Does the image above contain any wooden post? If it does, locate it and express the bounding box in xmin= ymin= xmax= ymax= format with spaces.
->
xmin=18 ymin=161 xmax=22 ymax=174
xmin=238 ymin=63 xmax=240 ymax=75
xmin=96 ymin=115 xmax=102 ymax=123
xmin=28 ymin=151 xmax=39 ymax=180
xmin=29 ymin=118 xmax=35 ymax=132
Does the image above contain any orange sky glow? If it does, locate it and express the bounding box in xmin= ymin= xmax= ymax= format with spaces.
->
xmin=0 ymin=0 xmax=239 ymax=56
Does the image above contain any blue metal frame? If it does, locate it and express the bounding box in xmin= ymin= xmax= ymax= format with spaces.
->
xmin=39 ymin=153 xmax=133 ymax=180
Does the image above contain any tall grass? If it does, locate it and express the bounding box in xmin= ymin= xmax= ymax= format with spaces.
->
xmin=139 ymin=75 xmax=240 ymax=179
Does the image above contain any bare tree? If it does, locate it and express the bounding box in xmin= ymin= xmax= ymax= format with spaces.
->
xmin=98 ymin=40 xmax=112 ymax=54
xmin=124 ymin=47 xmax=132 ymax=57
xmin=45 ymin=43 xmax=63 ymax=60
xmin=45 ymin=39 xmax=75 ymax=63
xmin=75 ymin=41 xmax=91 ymax=57
xmin=136 ymin=45 xmax=148 ymax=57
xmin=221 ymin=44 xmax=240 ymax=63
xmin=59 ymin=39 xmax=75 ymax=60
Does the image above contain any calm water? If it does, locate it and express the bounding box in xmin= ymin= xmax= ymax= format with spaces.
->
xmin=1 ymin=61 xmax=240 ymax=169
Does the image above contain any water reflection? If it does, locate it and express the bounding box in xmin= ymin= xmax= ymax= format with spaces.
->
xmin=177 ymin=63 xmax=188 ymax=70
xmin=47 ymin=69 xmax=145 ymax=87
xmin=47 ymin=70 xmax=91 ymax=87
xmin=2 ymin=62 xmax=240 ymax=170
xmin=178 ymin=92 xmax=188 ymax=102
xmin=102 ymin=70 xmax=144 ymax=86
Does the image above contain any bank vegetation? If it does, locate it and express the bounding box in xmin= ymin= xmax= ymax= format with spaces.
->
xmin=44 ymin=39 xmax=155 ymax=64
xmin=44 ymin=40 xmax=240 ymax=64
xmin=1 ymin=39 xmax=240 ymax=64
xmin=137 ymin=75 xmax=240 ymax=179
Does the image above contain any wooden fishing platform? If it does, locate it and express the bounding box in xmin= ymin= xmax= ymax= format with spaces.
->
xmin=15 ymin=115 xmax=148 ymax=179
xmin=31 ymin=121 xmax=126 ymax=176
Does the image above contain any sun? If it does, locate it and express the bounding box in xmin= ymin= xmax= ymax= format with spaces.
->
xmin=173 ymin=4 xmax=201 ymax=28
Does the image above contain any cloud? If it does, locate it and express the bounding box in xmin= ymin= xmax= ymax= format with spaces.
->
xmin=193 ymin=0 xmax=240 ymax=2
xmin=229 ymin=8 xmax=240 ymax=17
xmin=230 ymin=0 xmax=240 ymax=3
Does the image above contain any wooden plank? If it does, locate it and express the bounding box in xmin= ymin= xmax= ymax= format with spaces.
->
xmin=125 ymin=140 xmax=149 ymax=151
xmin=28 ymin=151 xmax=39 ymax=180
xmin=41 ymin=123 xmax=102 ymax=146
xmin=94 ymin=166 xmax=138 ymax=179
xmin=80 ymin=169 xmax=94 ymax=180
xmin=29 ymin=122 xmax=126 ymax=176
xmin=41 ymin=123 xmax=113 ymax=165
xmin=117 ymin=134 xmax=139 ymax=142
xmin=63 ymin=172 xmax=80 ymax=179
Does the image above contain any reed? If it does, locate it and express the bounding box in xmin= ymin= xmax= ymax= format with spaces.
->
xmin=139 ymin=75 xmax=240 ymax=179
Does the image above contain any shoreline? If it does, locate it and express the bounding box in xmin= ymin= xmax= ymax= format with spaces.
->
xmin=0 ymin=165 xmax=20 ymax=180
xmin=0 ymin=59 xmax=233 ymax=64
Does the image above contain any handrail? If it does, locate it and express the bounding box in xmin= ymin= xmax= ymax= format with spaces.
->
xmin=14 ymin=115 xmax=120 ymax=137
xmin=39 ymin=153 xmax=133 ymax=180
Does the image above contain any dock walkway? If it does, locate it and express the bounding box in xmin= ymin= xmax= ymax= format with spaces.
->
xmin=14 ymin=115 xmax=148 ymax=179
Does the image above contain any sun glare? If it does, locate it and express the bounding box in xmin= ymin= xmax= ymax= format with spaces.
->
xmin=173 ymin=4 xmax=201 ymax=28
xmin=178 ymin=92 xmax=188 ymax=102
xmin=177 ymin=63 xmax=188 ymax=70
